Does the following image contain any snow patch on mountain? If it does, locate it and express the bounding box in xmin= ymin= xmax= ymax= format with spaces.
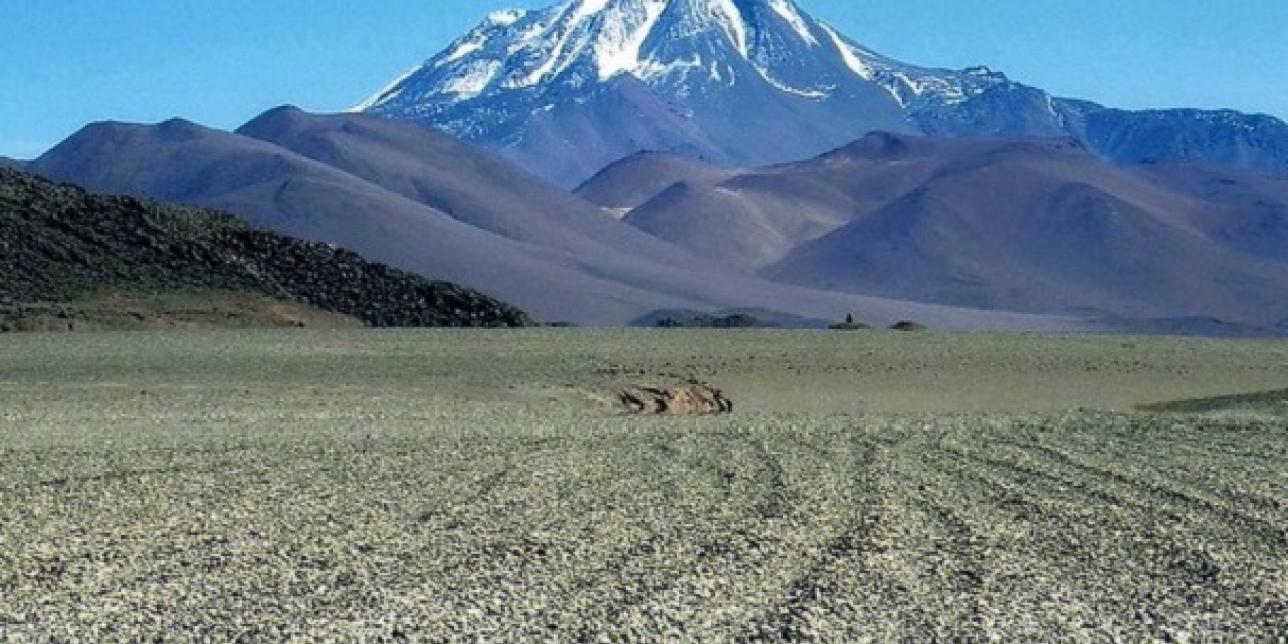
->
xmin=441 ymin=60 xmax=504 ymax=98
xmin=349 ymin=65 xmax=422 ymax=112
xmin=708 ymin=0 xmax=749 ymax=57
xmin=820 ymin=23 xmax=873 ymax=80
xmin=769 ymin=0 xmax=819 ymax=46
xmin=594 ymin=0 xmax=668 ymax=80
xmin=487 ymin=9 xmax=528 ymax=27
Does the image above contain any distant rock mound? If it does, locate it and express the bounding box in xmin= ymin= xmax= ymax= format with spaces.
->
xmin=633 ymin=308 xmax=832 ymax=329
xmin=655 ymin=313 xmax=767 ymax=329
xmin=889 ymin=321 xmax=927 ymax=332
xmin=0 ymin=168 xmax=533 ymax=329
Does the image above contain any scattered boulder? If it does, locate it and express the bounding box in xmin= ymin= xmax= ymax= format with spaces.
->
xmin=890 ymin=320 xmax=927 ymax=332
xmin=619 ymin=382 xmax=734 ymax=416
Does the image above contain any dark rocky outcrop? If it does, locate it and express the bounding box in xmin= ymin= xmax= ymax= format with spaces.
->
xmin=889 ymin=321 xmax=927 ymax=332
xmin=655 ymin=313 xmax=767 ymax=328
xmin=0 ymin=168 xmax=533 ymax=328
xmin=633 ymin=308 xmax=833 ymax=329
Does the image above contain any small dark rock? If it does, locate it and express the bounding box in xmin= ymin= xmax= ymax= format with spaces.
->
xmin=889 ymin=320 xmax=927 ymax=332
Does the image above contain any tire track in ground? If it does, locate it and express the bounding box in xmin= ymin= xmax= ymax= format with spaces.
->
xmin=733 ymin=434 xmax=902 ymax=642
xmin=872 ymin=437 xmax=1002 ymax=640
xmin=417 ymin=428 xmax=811 ymax=639
xmin=557 ymin=431 xmax=775 ymax=638
xmin=10 ymin=407 xmax=1287 ymax=640
xmin=747 ymin=438 xmax=792 ymax=521
xmin=363 ymin=441 xmax=605 ymax=617
xmin=926 ymin=436 xmax=1287 ymax=634
xmin=1004 ymin=439 xmax=1287 ymax=549
xmin=575 ymin=429 xmax=867 ymax=641
xmin=970 ymin=436 xmax=1285 ymax=569
xmin=1057 ymin=425 xmax=1287 ymax=517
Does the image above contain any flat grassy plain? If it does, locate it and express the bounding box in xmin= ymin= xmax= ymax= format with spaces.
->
xmin=1 ymin=329 xmax=1286 ymax=641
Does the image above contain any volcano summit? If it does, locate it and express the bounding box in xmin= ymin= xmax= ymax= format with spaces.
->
xmin=356 ymin=0 xmax=1288 ymax=186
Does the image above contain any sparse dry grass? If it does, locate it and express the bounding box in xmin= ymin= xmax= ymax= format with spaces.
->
xmin=1 ymin=329 xmax=1286 ymax=641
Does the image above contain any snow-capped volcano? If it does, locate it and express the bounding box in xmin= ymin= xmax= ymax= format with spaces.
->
xmin=357 ymin=0 xmax=997 ymax=107
xmin=358 ymin=0 xmax=1288 ymax=186
xmin=353 ymin=0 xmax=1010 ymax=184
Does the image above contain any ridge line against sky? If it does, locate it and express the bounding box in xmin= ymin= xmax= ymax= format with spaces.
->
xmin=2 ymin=0 xmax=1287 ymax=159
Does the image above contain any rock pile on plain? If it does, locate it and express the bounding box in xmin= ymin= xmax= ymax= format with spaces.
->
xmin=619 ymin=382 xmax=734 ymax=416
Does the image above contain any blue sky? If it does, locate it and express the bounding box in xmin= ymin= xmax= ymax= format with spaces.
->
xmin=3 ymin=0 xmax=1286 ymax=159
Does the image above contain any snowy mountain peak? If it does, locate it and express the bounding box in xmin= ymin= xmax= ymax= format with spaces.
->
xmin=358 ymin=0 xmax=997 ymax=110
xmin=355 ymin=0 xmax=1288 ymax=190
xmin=486 ymin=8 xmax=529 ymax=27
xmin=353 ymin=0 xmax=1018 ymax=184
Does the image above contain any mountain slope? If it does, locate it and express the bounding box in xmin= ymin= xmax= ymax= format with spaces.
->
xmin=0 ymin=156 xmax=23 ymax=171
xmin=28 ymin=118 xmax=710 ymax=324
xmin=235 ymin=106 xmax=705 ymax=269
xmin=590 ymin=132 xmax=1288 ymax=324
xmin=31 ymin=113 xmax=1083 ymax=330
xmin=575 ymin=151 xmax=737 ymax=210
xmin=585 ymin=133 xmax=984 ymax=268
xmin=1066 ymin=105 xmax=1288 ymax=171
xmin=744 ymin=135 xmax=1288 ymax=323
xmin=0 ymin=168 xmax=532 ymax=329
xmin=1135 ymin=163 xmax=1288 ymax=262
xmin=357 ymin=0 xmax=1288 ymax=186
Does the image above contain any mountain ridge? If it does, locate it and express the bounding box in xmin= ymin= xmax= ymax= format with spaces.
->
xmin=31 ymin=108 xmax=1090 ymax=331
xmin=577 ymin=130 xmax=1288 ymax=324
xmin=357 ymin=0 xmax=1288 ymax=186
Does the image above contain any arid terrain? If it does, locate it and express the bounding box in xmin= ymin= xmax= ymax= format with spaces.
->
xmin=2 ymin=329 xmax=1285 ymax=641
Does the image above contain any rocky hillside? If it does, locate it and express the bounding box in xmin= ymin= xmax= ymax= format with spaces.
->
xmin=0 ymin=168 xmax=533 ymax=328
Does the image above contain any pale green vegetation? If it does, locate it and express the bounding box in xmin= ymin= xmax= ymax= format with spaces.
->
xmin=1 ymin=330 xmax=1286 ymax=641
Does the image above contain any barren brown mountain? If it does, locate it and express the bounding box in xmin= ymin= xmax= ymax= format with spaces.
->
xmin=581 ymin=133 xmax=1288 ymax=325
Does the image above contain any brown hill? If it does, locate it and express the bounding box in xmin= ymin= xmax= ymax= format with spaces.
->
xmin=583 ymin=133 xmax=1288 ymax=324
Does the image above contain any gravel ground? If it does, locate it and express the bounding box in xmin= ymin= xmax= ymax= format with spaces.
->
xmin=1 ymin=330 xmax=1286 ymax=641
